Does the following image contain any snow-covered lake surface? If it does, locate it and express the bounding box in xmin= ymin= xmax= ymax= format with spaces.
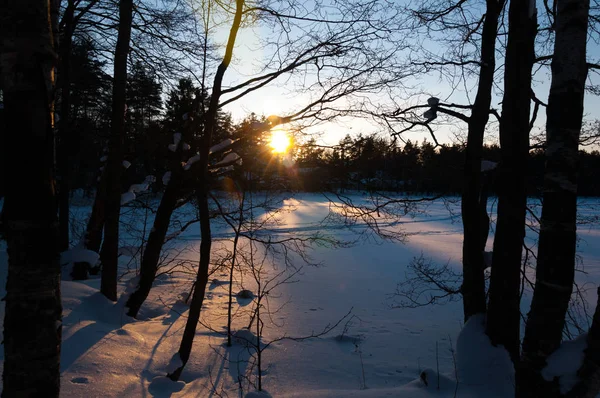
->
xmin=1 ymin=193 xmax=599 ymax=397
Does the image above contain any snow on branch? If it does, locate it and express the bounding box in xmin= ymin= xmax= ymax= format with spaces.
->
xmin=182 ymin=153 xmax=201 ymax=170
xmin=209 ymin=138 xmax=237 ymax=155
xmin=215 ymin=152 xmax=241 ymax=166
xmin=121 ymin=175 xmax=155 ymax=205
xmin=481 ymin=160 xmax=498 ymax=172
xmin=168 ymin=133 xmax=182 ymax=152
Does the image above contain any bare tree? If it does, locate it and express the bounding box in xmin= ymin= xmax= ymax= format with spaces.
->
xmin=167 ymin=0 xmax=245 ymax=381
xmin=100 ymin=0 xmax=134 ymax=301
xmin=126 ymin=0 xmax=410 ymax=318
xmin=486 ymin=0 xmax=537 ymax=362
xmin=383 ymin=0 xmax=504 ymax=321
xmin=0 ymin=0 xmax=63 ymax=394
xmin=520 ymin=0 xmax=590 ymax=395
xmin=57 ymin=0 xmax=99 ymax=251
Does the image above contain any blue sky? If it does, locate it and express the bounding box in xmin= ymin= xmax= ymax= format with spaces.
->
xmin=211 ymin=0 xmax=600 ymax=148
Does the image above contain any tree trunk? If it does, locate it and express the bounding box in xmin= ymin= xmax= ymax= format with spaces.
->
xmin=126 ymin=168 xmax=184 ymax=317
xmin=0 ymin=0 xmax=62 ymax=394
xmin=100 ymin=0 xmax=134 ymax=301
xmin=460 ymin=0 xmax=500 ymax=321
xmin=126 ymin=91 xmax=203 ymax=317
xmin=167 ymin=188 xmax=212 ymax=381
xmin=565 ymin=289 xmax=600 ymax=398
xmin=486 ymin=0 xmax=536 ymax=363
xmin=519 ymin=0 xmax=589 ymax=394
xmin=167 ymin=0 xmax=244 ymax=380
xmin=57 ymin=0 xmax=76 ymax=252
xmin=84 ymin=169 xmax=107 ymax=253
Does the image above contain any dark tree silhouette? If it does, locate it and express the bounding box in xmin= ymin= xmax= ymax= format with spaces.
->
xmin=486 ymin=0 xmax=537 ymax=362
xmin=100 ymin=0 xmax=134 ymax=301
xmin=0 ymin=0 xmax=63 ymax=394
xmin=520 ymin=0 xmax=590 ymax=395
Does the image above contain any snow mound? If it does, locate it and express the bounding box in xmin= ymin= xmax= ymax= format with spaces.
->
xmin=542 ymin=333 xmax=587 ymax=394
xmin=61 ymin=247 xmax=99 ymax=267
xmin=456 ymin=314 xmax=514 ymax=396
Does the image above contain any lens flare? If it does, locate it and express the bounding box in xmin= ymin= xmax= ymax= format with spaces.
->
xmin=269 ymin=130 xmax=290 ymax=153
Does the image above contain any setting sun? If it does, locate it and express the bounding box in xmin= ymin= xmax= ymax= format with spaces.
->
xmin=269 ymin=130 xmax=291 ymax=153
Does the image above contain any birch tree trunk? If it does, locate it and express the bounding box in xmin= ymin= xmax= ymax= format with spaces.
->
xmin=519 ymin=0 xmax=589 ymax=394
xmin=0 ymin=0 xmax=63 ymax=394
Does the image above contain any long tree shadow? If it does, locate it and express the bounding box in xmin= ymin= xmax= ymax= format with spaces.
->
xmin=61 ymin=286 xmax=135 ymax=371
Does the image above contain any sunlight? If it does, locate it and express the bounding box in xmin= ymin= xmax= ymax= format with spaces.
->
xmin=269 ymin=130 xmax=291 ymax=154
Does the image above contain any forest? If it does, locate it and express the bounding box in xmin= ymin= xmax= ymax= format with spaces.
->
xmin=1 ymin=0 xmax=600 ymax=397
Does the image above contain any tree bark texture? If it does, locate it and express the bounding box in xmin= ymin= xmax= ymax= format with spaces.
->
xmin=100 ymin=0 xmax=134 ymax=301
xmin=460 ymin=0 xmax=500 ymax=321
xmin=519 ymin=0 xmax=589 ymax=395
xmin=0 ymin=0 xmax=63 ymax=394
xmin=486 ymin=0 xmax=536 ymax=363
xmin=167 ymin=0 xmax=245 ymax=381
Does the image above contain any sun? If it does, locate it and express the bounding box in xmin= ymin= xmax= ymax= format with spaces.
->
xmin=269 ymin=130 xmax=291 ymax=154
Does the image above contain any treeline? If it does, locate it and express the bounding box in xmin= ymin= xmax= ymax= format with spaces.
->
xmin=292 ymin=135 xmax=600 ymax=197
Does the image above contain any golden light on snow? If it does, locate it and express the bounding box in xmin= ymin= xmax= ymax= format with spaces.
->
xmin=269 ymin=130 xmax=291 ymax=154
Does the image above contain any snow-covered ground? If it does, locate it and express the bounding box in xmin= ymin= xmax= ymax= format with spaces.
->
xmin=0 ymin=193 xmax=599 ymax=397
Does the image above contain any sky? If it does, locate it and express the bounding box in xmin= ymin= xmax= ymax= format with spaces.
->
xmin=209 ymin=0 xmax=600 ymax=148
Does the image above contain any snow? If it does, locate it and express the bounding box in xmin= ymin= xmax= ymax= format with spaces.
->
xmin=123 ymin=176 xmax=154 ymax=203
xmin=542 ymin=334 xmax=587 ymax=394
xmin=162 ymin=171 xmax=171 ymax=186
xmin=183 ymin=153 xmax=201 ymax=170
xmin=456 ymin=315 xmax=514 ymax=397
xmin=481 ymin=160 xmax=498 ymax=172
xmin=209 ymin=138 xmax=235 ymax=154
xmin=169 ymin=133 xmax=183 ymax=152
xmin=1 ymin=194 xmax=599 ymax=397
xmin=128 ymin=184 xmax=148 ymax=193
xmin=60 ymin=247 xmax=100 ymax=268
xmin=215 ymin=152 xmax=241 ymax=166
xmin=121 ymin=191 xmax=136 ymax=205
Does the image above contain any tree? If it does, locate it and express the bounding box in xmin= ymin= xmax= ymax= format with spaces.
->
xmin=126 ymin=60 xmax=163 ymax=178
xmin=167 ymin=0 xmax=245 ymax=380
xmin=382 ymin=0 xmax=503 ymax=320
xmin=100 ymin=0 xmax=134 ymax=301
xmin=486 ymin=0 xmax=537 ymax=362
xmin=520 ymin=0 xmax=590 ymax=395
xmin=0 ymin=0 xmax=63 ymax=394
